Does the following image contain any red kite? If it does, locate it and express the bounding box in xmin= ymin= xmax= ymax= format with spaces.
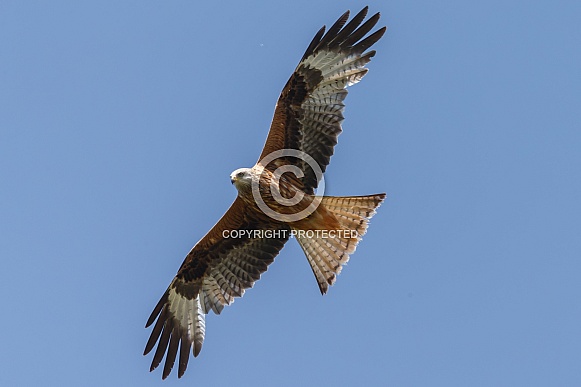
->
xmin=145 ymin=7 xmax=387 ymax=379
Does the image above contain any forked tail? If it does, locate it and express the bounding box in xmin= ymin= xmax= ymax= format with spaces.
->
xmin=294 ymin=193 xmax=386 ymax=294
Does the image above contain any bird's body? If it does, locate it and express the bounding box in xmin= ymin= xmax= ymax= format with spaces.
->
xmin=231 ymin=166 xmax=317 ymax=220
xmin=145 ymin=7 xmax=387 ymax=379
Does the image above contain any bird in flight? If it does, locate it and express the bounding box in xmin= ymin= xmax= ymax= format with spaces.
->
xmin=144 ymin=7 xmax=387 ymax=379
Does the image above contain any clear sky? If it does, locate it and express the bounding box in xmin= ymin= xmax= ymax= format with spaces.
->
xmin=1 ymin=1 xmax=580 ymax=386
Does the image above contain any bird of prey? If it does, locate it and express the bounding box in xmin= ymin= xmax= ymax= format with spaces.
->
xmin=145 ymin=7 xmax=387 ymax=379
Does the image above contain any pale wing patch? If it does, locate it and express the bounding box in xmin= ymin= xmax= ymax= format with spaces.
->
xmin=167 ymin=285 xmax=205 ymax=357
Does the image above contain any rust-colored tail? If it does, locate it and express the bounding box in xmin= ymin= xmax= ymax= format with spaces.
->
xmin=293 ymin=193 xmax=386 ymax=294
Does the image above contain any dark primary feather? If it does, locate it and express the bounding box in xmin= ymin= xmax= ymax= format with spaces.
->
xmin=300 ymin=26 xmax=326 ymax=62
xmin=316 ymin=9 xmax=350 ymax=49
xmin=328 ymin=7 xmax=370 ymax=47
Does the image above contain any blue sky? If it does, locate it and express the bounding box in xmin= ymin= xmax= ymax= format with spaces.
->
xmin=1 ymin=1 xmax=580 ymax=386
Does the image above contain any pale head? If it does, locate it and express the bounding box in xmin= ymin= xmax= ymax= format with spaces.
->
xmin=230 ymin=167 xmax=253 ymax=193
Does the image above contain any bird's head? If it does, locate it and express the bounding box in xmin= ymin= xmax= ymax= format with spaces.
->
xmin=230 ymin=168 xmax=253 ymax=193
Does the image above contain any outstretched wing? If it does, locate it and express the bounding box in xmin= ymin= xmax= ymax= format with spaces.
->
xmin=144 ymin=197 xmax=290 ymax=379
xmin=258 ymin=7 xmax=386 ymax=194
